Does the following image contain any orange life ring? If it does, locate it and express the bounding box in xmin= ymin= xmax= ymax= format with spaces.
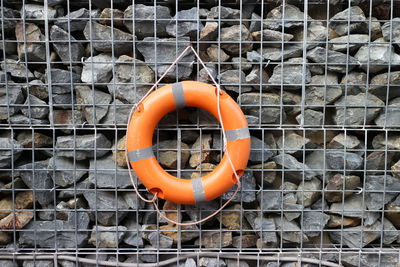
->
xmin=126 ymin=81 xmax=251 ymax=204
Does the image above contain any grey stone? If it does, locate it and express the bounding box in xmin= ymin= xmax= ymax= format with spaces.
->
xmin=354 ymin=38 xmax=400 ymax=73
xmin=21 ymin=94 xmax=48 ymax=119
xmin=221 ymin=171 xmax=256 ymax=203
xmin=382 ymin=17 xmax=400 ymax=48
xmin=53 ymin=110 xmax=85 ymax=129
xmin=329 ymin=220 xmax=381 ymax=248
xmin=365 ymin=175 xmax=400 ymax=210
xmin=264 ymin=4 xmax=304 ymax=30
xmin=305 ymin=72 xmax=342 ymax=108
xmin=88 ymin=154 xmax=132 ymax=188
xmin=21 ymin=4 xmax=56 ymax=20
xmin=0 ymin=260 xmax=18 ymax=267
xmin=328 ymin=133 xmax=361 ymax=149
xmin=198 ymin=66 xmax=217 ymax=83
xmin=382 ymin=218 xmax=398 ymax=245
xmin=107 ymin=55 xmax=154 ymax=104
xmin=307 ymin=47 xmax=359 ymax=73
xmin=46 ymin=68 xmax=81 ymax=95
xmin=1 ymin=59 xmax=34 ymax=80
xmin=372 ymin=133 xmax=400 ymax=150
xmin=0 ymin=83 xmax=25 ymax=120
xmin=208 ymin=6 xmax=241 ymax=26
xmin=58 ymin=177 xmax=92 ymax=198
xmin=89 ymin=226 xmax=127 ymax=248
xmin=273 ymin=154 xmax=317 ymax=182
xmin=238 ymin=93 xmax=284 ymax=124
xmin=219 ymin=70 xmax=252 ymax=93
xmin=231 ymin=57 xmax=252 ymax=71
xmin=207 ymin=45 xmax=230 ymax=62
xmin=252 ymin=29 xmax=293 ymax=44
xmin=147 ymin=232 xmax=173 ymax=248
xmin=137 ymin=37 xmax=194 ymax=80
xmin=325 ymin=174 xmax=361 ymax=203
xmin=259 ymin=44 xmax=303 ymax=61
xmin=283 ymin=194 xmax=303 ymax=221
xmin=329 ymin=34 xmax=369 ymax=52
xmin=330 ymin=6 xmax=367 ymax=35
xmin=25 ymin=79 xmax=48 ymax=100
xmin=274 ymin=216 xmax=308 ymax=244
xmin=23 ymin=261 xmax=53 ymax=267
xmin=248 ymin=136 xmax=273 ymax=163
xmin=55 ymin=8 xmax=91 ymax=32
xmin=9 ymin=114 xmax=48 ymax=125
xmin=296 ymin=109 xmax=324 ymax=126
xmin=50 ymin=25 xmax=84 ymax=63
xmin=123 ymin=219 xmax=143 ymax=247
xmin=0 ymin=7 xmax=19 ymax=33
xmin=246 ymin=50 xmax=262 ymax=62
xmin=101 ymin=99 xmax=132 ymax=126
xmin=83 ymin=190 xmax=129 ymax=226
xmin=19 ymin=211 xmax=90 ymax=248
xmin=47 ymin=156 xmax=87 ymax=187
xmin=198 ymin=257 xmax=226 ymax=267
xmin=292 ymin=21 xmax=328 ymax=50
xmin=124 ymin=4 xmax=171 ymax=38
xmin=18 ymin=160 xmax=54 ymax=206
xmin=249 ymin=12 xmax=262 ymax=32
xmin=220 ymin=24 xmax=253 ymax=55
xmin=15 ymin=23 xmax=46 ymax=62
xmin=369 ymin=71 xmax=400 ymax=100
xmin=56 ymin=133 xmax=111 ymax=160
xmin=76 ymin=85 xmax=111 ymax=124
xmin=245 ymin=211 xmax=277 ymax=247
xmin=333 ymin=93 xmax=384 ymax=125
xmin=268 ymin=57 xmax=311 ymax=89
xmin=282 ymin=91 xmax=302 ymax=116
xmin=326 ymin=151 xmax=363 ymax=170
xmin=276 ymin=132 xmax=310 ymax=154
xmin=246 ymin=66 xmax=269 ymax=90
xmin=340 ymin=71 xmax=367 ymax=95
xmin=341 ymin=253 xmax=399 ymax=267
xmin=366 ymin=151 xmax=394 ymax=174
xmin=81 ymin=54 xmax=114 ymax=84
xmin=296 ymin=178 xmax=322 ymax=207
xmin=83 ymin=21 xmax=134 ymax=56
xmin=166 ymin=7 xmax=203 ymax=38
xmin=258 ymin=190 xmax=282 ymax=211
xmin=0 ymin=138 xmax=23 ymax=168
xmin=200 ymin=22 xmax=218 ymax=42
xmin=301 ymin=209 xmax=329 ymax=237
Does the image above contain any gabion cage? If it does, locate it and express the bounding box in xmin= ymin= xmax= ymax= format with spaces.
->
xmin=1 ymin=0 xmax=400 ymax=266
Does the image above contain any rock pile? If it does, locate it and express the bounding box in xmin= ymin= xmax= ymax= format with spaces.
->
xmin=1 ymin=1 xmax=400 ymax=266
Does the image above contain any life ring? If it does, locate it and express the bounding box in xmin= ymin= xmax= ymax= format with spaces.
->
xmin=126 ymin=81 xmax=251 ymax=204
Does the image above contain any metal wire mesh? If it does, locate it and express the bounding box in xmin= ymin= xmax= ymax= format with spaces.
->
xmin=1 ymin=0 xmax=400 ymax=266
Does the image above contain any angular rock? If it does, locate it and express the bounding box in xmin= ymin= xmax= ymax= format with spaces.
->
xmin=50 ymin=25 xmax=84 ymax=63
xmin=56 ymin=133 xmax=111 ymax=160
xmin=328 ymin=133 xmax=360 ymax=149
xmin=21 ymin=94 xmax=48 ymax=119
xmin=232 ymin=235 xmax=258 ymax=249
xmin=81 ymin=54 xmax=114 ymax=84
xmin=15 ymin=23 xmax=46 ymax=62
xmin=342 ymin=253 xmax=399 ymax=267
xmin=329 ymin=34 xmax=369 ymax=52
xmin=9 ymin=114 xmax=48 ymax=125
xmin=0 ymin=138 xmax=23 ymax=168
xmin=123 ymin=218 xmax=143 ymax=247
xmin=0 ymin=7 xmax=19 ymax=33
xmin=382 ymin=17 xmax=400 ymax=48
xmin=22 ymin=260 xmax=53 ymax=267
xmin=239 ymin=93 xmax=284 ymax=124
xmin=83 ymin=190 xmax=129 ymax=225
xmin=329 ymin=220 xmax=381 ymax=248
xmin=296 ymin=109 xmax=324 ymax=126
xmin=330 ymin=6 xmax=367 ymax=35
xmin=386 ymin=194 xmax=400 ymax=228
xmin=366 ymin=151 xmax=394 ymax=174
xmin=268 ymin=57 xmax=311 ymax=89
xmin=305 ymin=72 xmax=342 ymax=108
xmin=245 ymin=212 xmax=277 ymax=247
xmin=365 ymin=175 xmax=400 ymax=210
xmin=123 ymin=4 xmax=171 ymax=38
xmin=137 ymin=37 xmax=194 ymax=80
xmin=76 ymin=85 xmax=112 ymax=124
xmin=354 ymin=38 xmax=400 ymax=73
xmin=101 ymin=99 xmax=131 ymax=125
xmin=166 ymin=7 xmax=203 ymax=38
xmin=274 ymin=216 xmax=308 ymax=244
xmin=58 ymin=178 xmax=92 ymax=199
xmin=375 ymin=97 xmax=400 ymax=127
xmin=372 ymin=133 xmax=400 ymax=150
xmin=326 ymin=151 xmax=363 ymax=170
xmin=333 ymin=93 xmax=384 ymax=125
xmin=0 ymin=83 xmax=25 ymax=120
xmin=111 ymin=135 xmax=127 ymax=167
xmin=296 ymin=178 xmax=322 ymax=207
xmin=340 ymin=71 xmax=367 ymax=95
xmin=292 ymin=21 xmax=328 ymax=50
xmin=17 ymin=132 xmax=52 ymax=148
xmin=198 ymin=258 xmax=226 ymax=267
xmin=107 ymin=55 xmax=154 ymax=104
xmin=252 ymin=29 xmax=293 ymax=43
xmin=198 ymin=231 xmax=232 ymax=248
xmin=327 ymin=215 xmax=360 ymax=228
xmin=88 ymin=154 xmax=133 ymax=189
xmin=18 ymin=160 xmax=53 ymax=206
xmin=22 ymin=4 xmax=56 ymax=20
xmin=219 ymin=69 xmax=252 ymax=93
xmin=325 ymin=174 xmax=361 ymax=203
xmin=55 ymin=8 xmax=91 ymax=32
xmin=89 ymin=226 xmax=127 ymax=248
xmin=46 ymin=68 xmax=81 ymax=95
xmin=99 ymin=8 xmax=124 ymax=26
xmin=250 ymin=161 xmax=277 ymax=185
xmin=147 ymin=231 xmax=173 ymax=248
xmin=25 ymin=80 xmax=48 ymax=100
xmin=19 ymin=211 xmax=90 ymax=248
xmin=83 ymin=21 xmax=134 ymax=56
xmin=207 ymin=45 xmax=230 ymax=62
xmin=231 ymin=57 xmax=252 ymax=71
xmin=276 ymin=132 xmax=309 ymax=154
xmin=382 ymin=218 xmax=398 ymax=245
xmin=0 ymin=211 xmax=33 ymax=229
xmin=307 ymin=47 xmax=359 ymax=74
xmin=47 ymin=156 xmax=87 ymax=187
xmin=273 ymin=153 xmax=316 ymax=182
xmin=160 ymin=224 xmax=199 ymax=243
xmin=369 ymin=71 xmax=400 ymax=100
xmin=208 ymin=6 xmax=241 ymax=26
xmin=220 ymin=24 xmax=253 ymax=55
xmin=305 ymin=150 xmax=326 ymax=176
xmin=1 ymin=59 xmax=34 ymax=80
xmin=264 ymin=4 xmax=304 ymax=30
xmin=53 ymin=110 xmax=85 ymax=128
xmin=189 ymin=134 xmax=212 ymax=168
xmin=222 ymin=171 xmax=256 ymax=203
xmin=259 ymin=44 xmax=303 ymax=62
xmin=392 ymin=159 xmax=400 ymax=179
xmin=200 ymin=22 xmax=218 ymax=42
xmin=301 ymin=209 xmax=329 ymax=237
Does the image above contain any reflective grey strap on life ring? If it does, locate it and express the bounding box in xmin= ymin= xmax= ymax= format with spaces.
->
xmin=172 ymin=82 xmax=186 ymax=109
xmin=192 ymin=177 xmax=207 ymax=203
xmin=225 ymin=127 xmax=250 ymax=141
xmin=128 ymin=146 xmax=154 ymax=162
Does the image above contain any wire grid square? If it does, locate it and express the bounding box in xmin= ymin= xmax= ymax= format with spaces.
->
xmin=1 ymin=0 xmax=400 ymax=266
